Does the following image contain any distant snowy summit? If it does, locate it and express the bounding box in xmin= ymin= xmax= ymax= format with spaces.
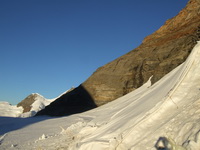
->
xmin=0 ymin=89 xmax=72 ymax=118
xmin=0 ymin=93 xmax=53 ymax=117
xmin=17 ymin=93 xmax=55 ymax=117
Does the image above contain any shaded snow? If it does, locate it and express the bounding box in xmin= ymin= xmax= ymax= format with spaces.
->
xmin=0 ymin=42 xmax=200 ymax=149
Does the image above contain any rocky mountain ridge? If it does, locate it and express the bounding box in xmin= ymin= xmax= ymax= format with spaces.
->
xmin=36 ymin=0 xmax=200 ymax=116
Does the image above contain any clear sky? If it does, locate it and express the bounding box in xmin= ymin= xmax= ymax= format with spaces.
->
xmin=0 ymin=0 xmax=188 ymax=105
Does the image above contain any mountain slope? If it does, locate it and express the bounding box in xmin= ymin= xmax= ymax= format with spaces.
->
xmin=1 ymin=41 xmax=200 ymax=150
xmin=82 ymin=0 xmax=200 ymax=106
xmin=37 ymin=0 xmax=200 ymax=116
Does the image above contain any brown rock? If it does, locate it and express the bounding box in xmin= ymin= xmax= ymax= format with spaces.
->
xmin=36 ymin=0 xmax=200 ymax=116
xmin=17 ymin=93 xmax=39 ymax=113
xmin=82 ymin=0 xmax=200 ymax=106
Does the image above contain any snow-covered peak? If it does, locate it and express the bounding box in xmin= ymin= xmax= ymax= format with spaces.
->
xmin=19 ymin=93 xmax=55 ymax=117
xmin=30 ymin=93 xmax=45 ymax=98
xmin=0 ymin=89 xmax=73 ymax=118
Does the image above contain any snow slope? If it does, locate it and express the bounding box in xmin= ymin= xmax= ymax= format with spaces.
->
xmin=1 ymin=42 xmax=200 ymax=149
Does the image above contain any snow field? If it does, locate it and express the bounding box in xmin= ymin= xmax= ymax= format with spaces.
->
xmin=69 ymin=42 xmax=200 ymax=150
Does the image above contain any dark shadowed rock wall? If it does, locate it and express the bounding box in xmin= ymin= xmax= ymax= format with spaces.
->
xmin=36 ymin=85 xmax=97 ymax=116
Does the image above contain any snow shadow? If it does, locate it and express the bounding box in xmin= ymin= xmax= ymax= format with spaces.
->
xmin=36 ymin=84 xmax=97 ymax=116
xmin=0 ymin=116 xmax=53 ymax=136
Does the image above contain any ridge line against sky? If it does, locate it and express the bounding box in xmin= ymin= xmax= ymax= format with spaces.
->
xmin=0 ymin=0 xmax=188 ymax=105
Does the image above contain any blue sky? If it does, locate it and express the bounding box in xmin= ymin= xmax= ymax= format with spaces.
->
xmin=0 ymin=0 xmax=188 ymax=105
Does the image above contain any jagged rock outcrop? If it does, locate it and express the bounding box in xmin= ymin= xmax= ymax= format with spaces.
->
xmin=37 ymin=0 xmax=200 ymax=116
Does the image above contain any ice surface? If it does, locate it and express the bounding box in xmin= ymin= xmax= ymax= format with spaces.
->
xmin=0 ymin=42 xmax=200 ymax=149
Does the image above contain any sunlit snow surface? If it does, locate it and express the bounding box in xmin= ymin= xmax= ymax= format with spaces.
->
xmin=1 ymin=42 xmax=200 ymax=149
xmin=0 ymin=102 xmax=23 ymax=117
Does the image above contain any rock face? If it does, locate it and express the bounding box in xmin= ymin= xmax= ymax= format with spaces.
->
xmin=37 ymin=0 xmax=200 ymax=116
xmin=82 ymin=0 xmax=200 ymax=106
